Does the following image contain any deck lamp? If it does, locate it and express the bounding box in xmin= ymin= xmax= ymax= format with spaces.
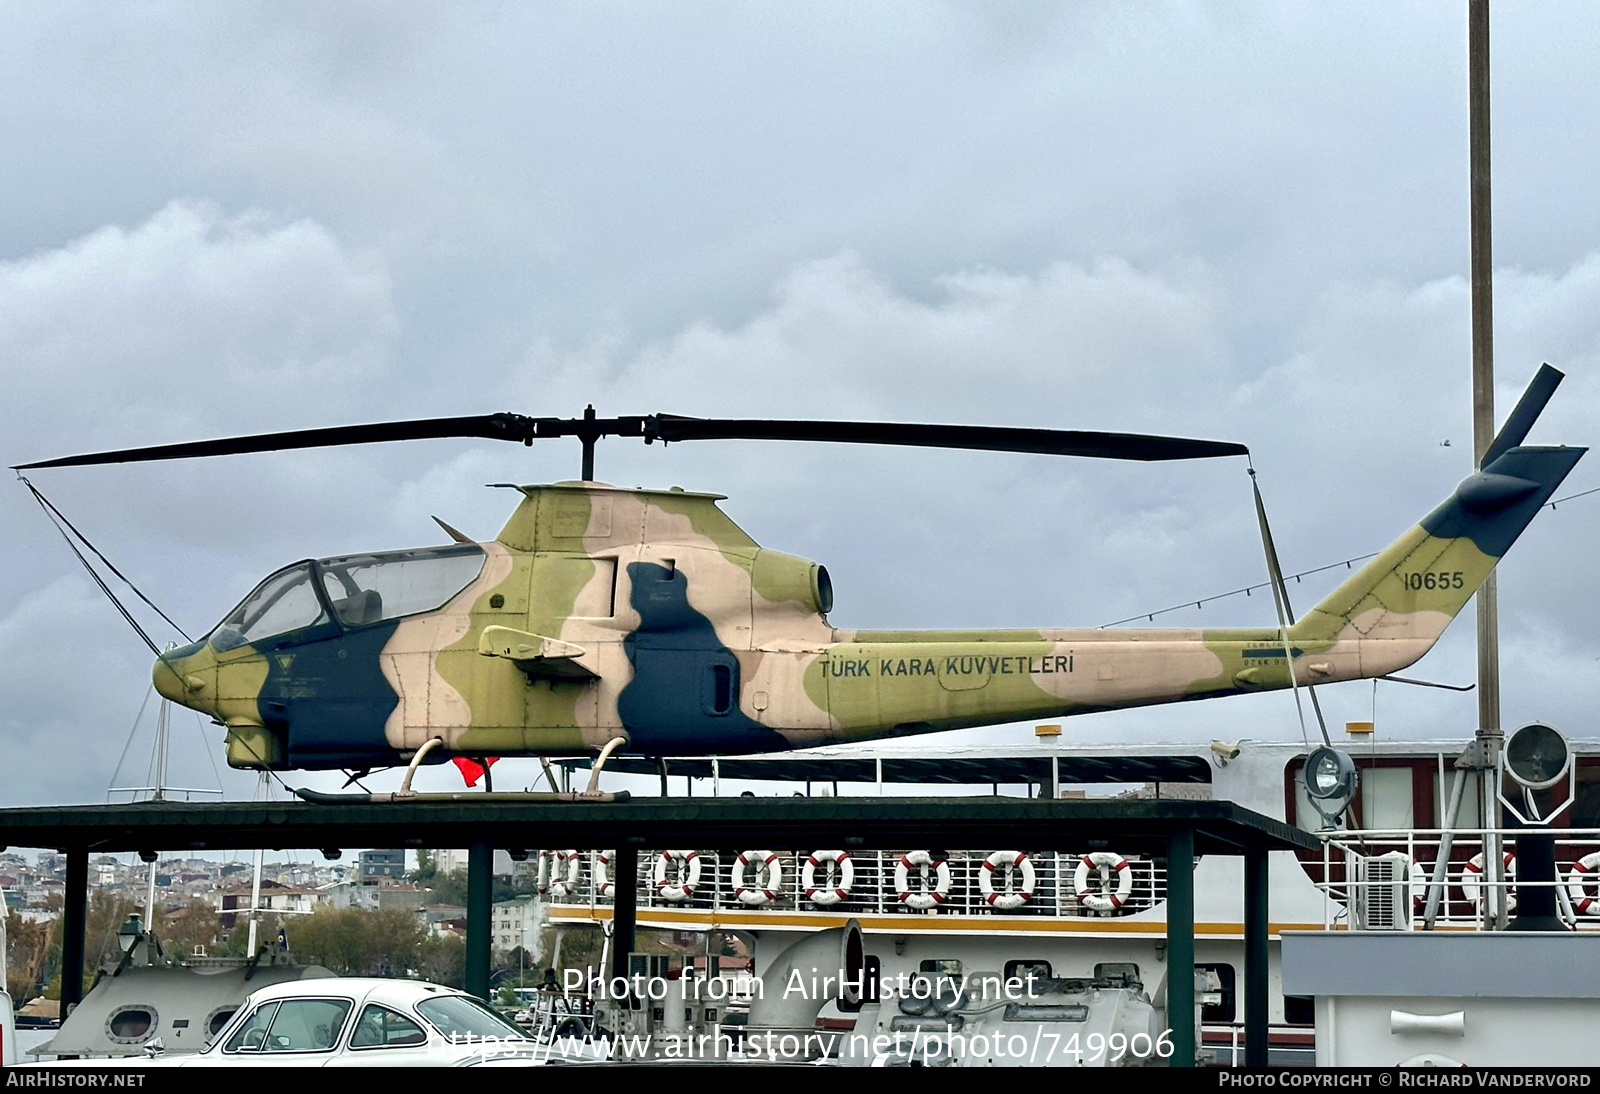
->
xmin=1505 ymin=722 xmax=1569 ymax=791
xmin=118 ymin=913 xmax=143 ymax=954
xmin=1304 ymin=746 xmax=1358 ymax=828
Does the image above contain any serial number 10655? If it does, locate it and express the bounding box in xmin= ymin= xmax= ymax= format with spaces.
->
xmin=1401 ymin=571 xmax=1465 ymax=591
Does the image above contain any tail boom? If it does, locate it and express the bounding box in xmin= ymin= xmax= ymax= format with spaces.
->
xmin=812 ymin=443 xmax=1581 ymax=744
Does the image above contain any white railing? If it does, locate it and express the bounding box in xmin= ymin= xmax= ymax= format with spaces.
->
xmin=1315 ymin=826 xmax=1600 ymax=931
xmin=543 ymin=849 xmax=1169 ymax=919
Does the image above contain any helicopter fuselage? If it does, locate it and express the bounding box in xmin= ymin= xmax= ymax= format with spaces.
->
xmin=152 ymin=447 xmax=1580 ymax=772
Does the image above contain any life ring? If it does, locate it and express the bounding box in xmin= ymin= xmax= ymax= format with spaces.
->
xmin=1460 ymin=851 xmax=1517 ymax=911
xmin=1566 ymin=851 xmax=1600 ymax=914
xmin=802 ymin=850 xmax=855 ymax=906
xmin=895 ymin=851 xmax=952 ymax=910
xmin=978 ymin=851 xmax=1035 ymax=911
xmin=592 ymin=850 xmax=615 ymax=897
xmin=1074 ymin=851 xmax=1133 ymax=913
xmin=733 ymin=850 xmax=784 ymax=906
xmin=536 ymin=850 xmax=553 ymax=894
xmin=1409 ymin=857 xmax=1432 ymax=909
xmin=549 ymin=849 xmax=581 ymax=898
xmin=653 ymin=850 xmax=702 ymax=902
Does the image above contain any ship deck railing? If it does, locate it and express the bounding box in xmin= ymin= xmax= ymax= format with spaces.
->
xmin=1313 ymin=825 xmax=1600 ymax=931
xmin=543 ymin=847 xmax=1170 ymax=920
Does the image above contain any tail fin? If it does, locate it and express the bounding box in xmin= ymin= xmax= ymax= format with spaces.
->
xmin=1292 ymin=443 xmax=1583 ymax=654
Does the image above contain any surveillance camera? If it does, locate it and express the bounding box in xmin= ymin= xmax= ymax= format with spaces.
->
xmin=1209 ymin=741 xmax=1241 ymax=765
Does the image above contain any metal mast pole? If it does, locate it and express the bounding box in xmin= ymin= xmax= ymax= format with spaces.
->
xmin=1468 ymin=0 xmax=1506 ymax=928
xmin=152 ymin=699 xmax=170 ymax=803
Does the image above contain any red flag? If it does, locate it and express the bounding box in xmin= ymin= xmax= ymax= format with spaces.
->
xmin=452 ymin=756 xmax=499 ymax=787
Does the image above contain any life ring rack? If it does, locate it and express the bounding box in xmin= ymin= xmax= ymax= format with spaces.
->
xmin=979 ymin=850 xmax=1035 ymax=911
xmin=654 ymin=849 xmax=702 ymax=902
xmin=1460 ymin=850 xmax=1517 ymax=912
xmin=802 ymin=849 xmax=855 ymax=906
xmin=733 ymin=849 xmax=784 ymax=906
xmin=895 ymin=850 xmax=952 ymax=910
xmin=549 ymin=849 xmax=581 ymax=898
xmin=1074 ymin=851 xmax=1134 ymax=913
xmin=1566 ymin=851 xmax=1600 ymax=914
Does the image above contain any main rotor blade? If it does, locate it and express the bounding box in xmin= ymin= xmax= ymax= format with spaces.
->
xmin=12 ymin=414 xmax=544 ymax=469
xmin=14 ymin=410 xmax=1247 ymax=470
xmin=647 ymin=418 xmax=1248 ymax=461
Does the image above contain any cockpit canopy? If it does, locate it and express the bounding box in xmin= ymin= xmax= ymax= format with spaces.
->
xmin=208 ymin=544 xmax=487 ymax=652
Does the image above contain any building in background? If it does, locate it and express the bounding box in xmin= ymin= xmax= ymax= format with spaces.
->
xmin=357 ymin=849 xmax=406 ymax=884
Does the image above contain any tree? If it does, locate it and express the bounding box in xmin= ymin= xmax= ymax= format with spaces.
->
xmin=162 ymin=899 xmax=222 ymax=960
xmin=278 ymin=906 xmax=424 ymax=977
xmin=418 ymin=933 xmax=466 ymax=988
xmin=424 ymin=869 xmax=469 ymax=906
xmin=47 ymin=889 xmax=137 ymax=983
xmin=5 ymin=910 xmax=51 ymax=1002
xmin=365 ymin=909 xmax=426 ymax=977
xmin=413 ymin=849 xmax=437 ymax=881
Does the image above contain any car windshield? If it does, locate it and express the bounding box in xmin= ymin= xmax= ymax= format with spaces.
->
xmin=315 ymin=545 xmax=487 ymax=627
xmin=209 ymin=564 xmax=327 ymax=652
xmin=416 ymin=995 xmax=527 ymax=1042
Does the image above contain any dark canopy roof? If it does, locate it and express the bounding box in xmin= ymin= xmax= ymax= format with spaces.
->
xmin=0 ymin=796 xmax=1311 ymax=856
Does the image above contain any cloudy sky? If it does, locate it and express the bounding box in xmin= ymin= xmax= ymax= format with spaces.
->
xmin=3 ymin=2 xmax=1598 ymax=811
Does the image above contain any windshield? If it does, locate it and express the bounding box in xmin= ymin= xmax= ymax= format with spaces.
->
xmin=210 ymin=564 xmax=328 ymax=652
xmin=315 ymin=545 xmax=487 ymax=627
xmin=416 ymin=995 xmax=527 ymax=1042
xmin=207 ymin=545 xmax=487 ymax=652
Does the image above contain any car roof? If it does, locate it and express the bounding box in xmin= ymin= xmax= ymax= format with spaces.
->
xmin=243 ymin=977 xmax=462 ymax=1006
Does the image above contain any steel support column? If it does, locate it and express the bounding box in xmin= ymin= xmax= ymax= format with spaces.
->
xmin=1167 ymin=827 xmax=1196 ymax=1067
xmin=1244 ymin=844 xmax=1270 ymax=1067
xmin=610 ymin=845 xmax=638 ymax=983
xmin=61 ymin=847 xmax=88 ymax=1010
xmin=466 ymin=837 xmax=493 ymax=999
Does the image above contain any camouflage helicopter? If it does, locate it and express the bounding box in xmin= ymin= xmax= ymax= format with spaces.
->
xmin=14 ymin=369 xmax=1582 ymax=801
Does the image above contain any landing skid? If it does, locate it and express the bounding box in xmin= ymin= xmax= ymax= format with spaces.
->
xmin=294 ymin=787 xmax=631 ymax=804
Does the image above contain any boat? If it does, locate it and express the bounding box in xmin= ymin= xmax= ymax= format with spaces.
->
xmin=531 ymin=731 xmax=1600 ymax=1066
xmin=26 ymin=925 xmax=332 ymax=1059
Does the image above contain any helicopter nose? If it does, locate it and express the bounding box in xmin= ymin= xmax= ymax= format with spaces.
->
xmin=153 ymin=644 xmax=217 ymax=713
xmin=153 ymin=658 xmax=185 ymax=703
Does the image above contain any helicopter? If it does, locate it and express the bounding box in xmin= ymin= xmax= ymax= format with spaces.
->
xmin=13 ymin=368 xmax=1582 ymax=801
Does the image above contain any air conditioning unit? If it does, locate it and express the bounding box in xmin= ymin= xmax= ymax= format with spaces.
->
xmin=1356 ymin=851 xmax=1416 ymax=931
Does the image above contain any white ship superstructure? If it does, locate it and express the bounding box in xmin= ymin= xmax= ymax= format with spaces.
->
xmin=540 ymin=736 xmax=1600 ymax=1065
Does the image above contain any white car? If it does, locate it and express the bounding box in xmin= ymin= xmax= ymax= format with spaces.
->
xmin=141 ymin=978 xmax=543 ymax=1068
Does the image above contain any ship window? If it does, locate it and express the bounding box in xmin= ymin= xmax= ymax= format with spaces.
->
xmin=106 ymin=1005 xmax=156 ymax=1043
xmin=1283 ymin=995 xmax=1315 ymax=1025
xmin=316 ymin=545 xmax=487 ymax=627
xmin=205 ymin=1007 xmax=237 ymax=1040
xmin=211 ymin=565 xmax=327 ymax=652
xmin=1004 ymin=959 xmax=1052 ymax=985
xmin=1360 ymin=767 xmax=1414 ymax=830
xmin=1198 ymin=963 xmax=1236 ymax=1023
